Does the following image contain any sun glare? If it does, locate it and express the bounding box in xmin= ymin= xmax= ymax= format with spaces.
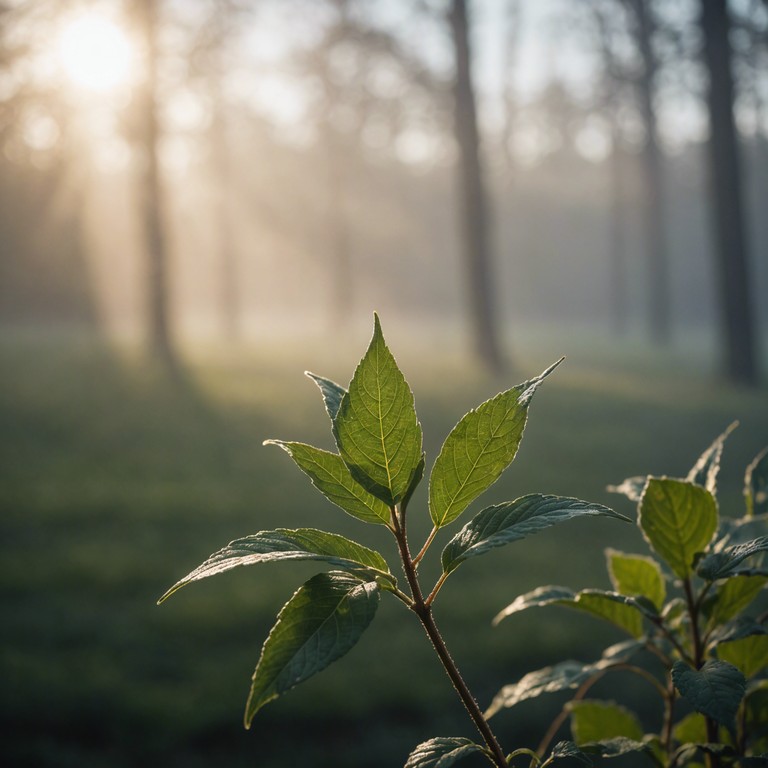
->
xmin=55 ymin=14 xmax=134 ymax=93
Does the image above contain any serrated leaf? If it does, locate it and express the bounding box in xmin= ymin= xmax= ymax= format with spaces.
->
xmin=333 ymin=313 xmax=422 ymax=506
xmin=580 ymin=737 xmax=653 ymax=759
xmin=493 ymin=585 xmax=649 ymax=638
xmin=158 ymin=528 xmax=392 ymax=603
xmin=697 ymin=537 xmax=768 ymax=580
xmin=746 ymin=448 xmax=768 ymax=518
xmin=569 ymin=700 xmax=644 ymax=744
xmin=404 ymin=737 xmax=489 ymax=768
xmin=428 ymin=359 xmax=563 ymax=529
xmin=639 ymin=478 xmax=718 ymax=580
xmin=672 ymin=660 xmax=746 ymax=729
xmin=717 ymin=635 xmax=768 ymax=679
xmin=705 ymin=574 xmax=767 ymax=626
xmin=607 ymin=476 xmax=647 ymax=503
xmin=305 ymin=371 xmax=346 ymax=421
xmin=548 ymin=741 xmax=593 ymax=765
xmin=484 ymin=641 xmax=642 ymax=718
xmin=687 ymin=422 xmax=738 ymax=495
xmin=264 ymin=441 xmax=391 ymax=525
xmin=245 ymin=571 xmax=379 ymax=725
xmin=441 ymin=495 xmax=627 ymax=574
xmin=709 ymin=617 xmax=767 ymax=646
xmin=606 ymin=549 xmax=666 ymax=611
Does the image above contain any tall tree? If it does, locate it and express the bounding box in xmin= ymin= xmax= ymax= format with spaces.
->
xmin=448 ymin=0 xmax=503 ymax=373
xmin=624 ymin=0 xmax=670 ymax=344
xmin=134 ymin=0 xmax=175 ymax=367
xmin=699 ymin=0 xmax=759 ymax=384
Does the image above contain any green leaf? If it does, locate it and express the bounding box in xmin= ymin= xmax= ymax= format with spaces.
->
xmin=158 ymin=528 xmax=393 ymax=603
xmin=639 ymin=478 xmax=718 ymax=580
xmin=484 ymin=640 xmax=642 ymax=718
xmin=404 ymin=737 xmax=490 ymax=768
xmin=606 ymin=549 xmax=666 ymax=611
xmin=697 ymin=537 xmax=768 ymax=580
xmin=717 ymin=635 xmax=768 ymax=679
xmin=673 ymin=713 xmax=708 ymax=745
xmin=569 ymin=700 xmax=644 ymax=744
xmin=580 ymin=738 xmax=656 ymax=760
xmin=606 ymin=476 xmax=647 ymax=503
xmin=548 ymin=741 xmax=594 ymax=765
xmin=264 ymin=441 xmax=391 ymax=525
xmin=428 ymin=359 xmax=563 ymax=529
xmin=746 ymin=447 xmax=768 ymax=517
xmin=687 ymin=422 xmax=738 ymax=495
xmin=493 ymin=585 xmax=649 ymax=638
xmin=672 ymin=660 xmax=746 ymax=729
xmin=441 ymin=495 xmax=627 ymax=574
xmin=245 ymin=571 xmax=379 ymax=725
xmin=705 ymin=574 xmax=767 ymax=626
xmin=333 ymin=313 xmax=423 ymax=506
xmin=305 ymin=371 xmax=346 ymax=421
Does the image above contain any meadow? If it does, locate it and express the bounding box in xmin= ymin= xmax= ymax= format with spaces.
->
xmin=2 ymin=327 xmax=766 ymax=767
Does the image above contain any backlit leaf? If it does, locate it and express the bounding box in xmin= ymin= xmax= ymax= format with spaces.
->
xmin=333 ymin=313 xmax=423 ymax=506
xmin=245 ymin=571 xmax=379 ymax=725
xmin=687 ymin=422 xmax=738 ymax=495
xmin=672 ymin=660 xmax=746 ymax=729
xmin=746 ymin=447 xmax=768 ymax=517
xmin=568 ymin=700 xmax=644 ymax=744
xmin=717 ymin=635 xmax=768 ymax=679
xmin=158 ymin=528 xmax=392 ymax=603
xmin=697 ymin=537 xmax=768 ymax=580
xmin=429 ymin=359 xmax=563 ymax=529
xmin=305 ymin=371 xmax=346 ymax=421
xmin=639 ymin=478 xmax=718 ymax=579
xmin=705 ymin=574 xmax=767 ymax=626
xmin=606 ymin=549 xmax=666 ymax=611
xmin=673 ymin=713 xmax=708 ymax=745
xmin=441 ymin=495 xmax=627 ymax=574
xmin=607 ymin=476 xmax=647 ymax=503
xmin=264 ymin=441 xmax=391 ymax=525
xmin=548 ymin=741 xmax=593 ymax=765
xmin=404 ymin=737 xmax=489 ymax=768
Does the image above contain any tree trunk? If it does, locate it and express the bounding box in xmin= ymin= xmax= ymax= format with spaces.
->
xmin=700 ymin=0 xmax=759 ymax=384
xmin=135 ymin=0 xmax=174 ymax=367
xmin=449 ymin=0 xmax=503 ymax=374
xmin=629 ymin=0 xmax=670 ymax=344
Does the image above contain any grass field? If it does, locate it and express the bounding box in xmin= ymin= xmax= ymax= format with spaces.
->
xmin=1 ymin=327 xmax=767 ymax=767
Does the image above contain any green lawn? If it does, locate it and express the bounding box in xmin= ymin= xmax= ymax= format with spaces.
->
xmin=1 ymin=329 xmax=766 ymax=767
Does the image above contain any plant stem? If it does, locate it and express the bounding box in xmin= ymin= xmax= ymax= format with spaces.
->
xmin=391 ymin=508 xmax=508 ymax=768
xmin=413 ymin=526 xmax=438 ymax=566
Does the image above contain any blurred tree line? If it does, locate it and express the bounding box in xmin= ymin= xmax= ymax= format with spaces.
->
xmin=0 ymin=0 xmax=766 ymax=383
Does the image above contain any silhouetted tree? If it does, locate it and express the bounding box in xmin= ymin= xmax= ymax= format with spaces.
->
xmin=699 ymin=0 xmax=759 ymax=384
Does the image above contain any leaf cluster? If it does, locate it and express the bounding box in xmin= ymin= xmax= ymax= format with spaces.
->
xmin=159 ymin=314 xmax=630 ymax=767
xmin=489 ymin=424 xmax=768 ymax=767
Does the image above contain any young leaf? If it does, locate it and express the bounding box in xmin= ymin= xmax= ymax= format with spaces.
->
xmin=606 ymin=549 xmax=666 ymax=611
xmin=429 ymin=359 xmax=563 ymax=529
xmin=745 ymin=447 xmax=768 ymax=517
xmin=705 ymin=574 xmax=767 ymax=626
xmin=672 ymin=660 xmax=746 ymax=729
xmin=493 ymin=585 xmax=649 ymax=638
xmin=404 ymin=737 xmax=490 ymax=768
xmin=639 ymin=478 xmax=718 ymax=580
xmin=245 ymin=571 xmax=379 ymax=725
xmin=672 ymin=712 xmax=708 ymax=745
xmin=697 ymin=537 xmax=768 ymax=581
xmin=333 ymin=313 xmax=423 ymax=506
xmin=484 ymin=641 xmax=643 ymax=718
xmin=568 ymin=700 xmax=644 ymax=744
xmin=158 ymin=528 xmax=393 ymax=603
xmin=441 ymin=495 xmax=627 ymax=575
xmin=264 ymin=441 xmax=391 ymax=525
xmin=305 ymin=371 xmax=346 ymax=421
xmin=606 ymin=476 xmax=647 ymax=503
xmin=717 ymin=634 xmax=768 ymax=678
xmin=686 ymin=422 xmax=738 ymax=495
xmin=547 ymin=741 xmax=594 ymax=765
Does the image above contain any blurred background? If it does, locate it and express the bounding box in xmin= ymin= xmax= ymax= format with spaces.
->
xmin=1 ymin=0 xmax=767 ymax=766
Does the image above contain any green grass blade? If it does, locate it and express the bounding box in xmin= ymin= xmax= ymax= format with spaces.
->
xmin=264 ymin=440 xmax=391 ymax=525
xmin=333 ymin=313 xmax=423 ymax=506
xmin=245 ymin=571 xmax=379 ymax=725
xmin=158 ymin=528 xmax=393 ymax=602
xmin=429 ymin=359 xmax=563 ymax=529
